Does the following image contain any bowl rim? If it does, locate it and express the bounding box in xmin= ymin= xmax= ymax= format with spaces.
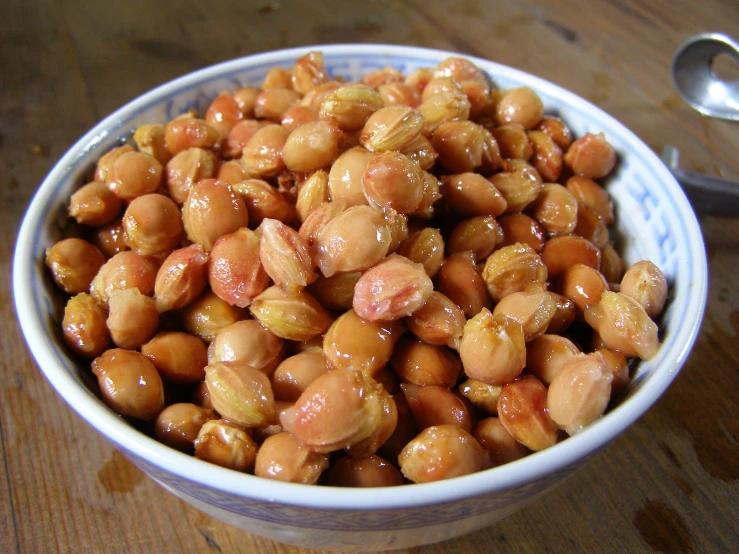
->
xmin=13 ymin=43 xmax=708 ymax=511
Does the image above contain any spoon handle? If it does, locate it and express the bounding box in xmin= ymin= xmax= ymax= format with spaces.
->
xmin=661 ymin=145 xmax=739 ymax=217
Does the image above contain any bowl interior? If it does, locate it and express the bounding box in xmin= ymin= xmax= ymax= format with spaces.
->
xmin=13 ymin=44 xmax=707 ymax=511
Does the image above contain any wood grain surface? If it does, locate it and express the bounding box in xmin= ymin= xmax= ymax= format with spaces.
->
xmin=2 ymin=1 xmax=738 ymax=552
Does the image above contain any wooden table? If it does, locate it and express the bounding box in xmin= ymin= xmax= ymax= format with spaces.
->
xmin=2 ymin=1 xmax=737 ymax=552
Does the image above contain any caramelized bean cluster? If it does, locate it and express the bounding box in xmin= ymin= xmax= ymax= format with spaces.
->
xmin=47 ymin=52 xmax=668 ymax=487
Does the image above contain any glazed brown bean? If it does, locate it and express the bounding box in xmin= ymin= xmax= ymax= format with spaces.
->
xmin=541 ymin=235 xmax=601 ymax=277
xmin=536 ymin=116 xmax=572 ymax=149
xmin=403 ymin=291 xmax=465 ymax=350
xmin=205 ymin=361 xmax=277 ymax=427
xmin=155 ymin=403 xmax=216 ymax=451
xmin=298 ymin=199 xmax=349 ymax=246
xmin=69 ymin=181 xmax=123 ymax=227
xmin=558 ymin=264 xmax=609 ymax=313
xmin=106 ymin=151 xmax=163 ymax=201
xmin=401 ymin=383 xmax=472 ymax=432
xmin=209 ymin=227 xmax=268 ymax=308
xmin=154 ymin=244 xmax=209 ymax=312
xmin=574 ymin=206 xmax=609 ymax=249
xmin=584 ymin=291 xmax=659 ymax=360
xmin=254 ymin=88 xmax=301 ymax=121
xmin=361 ymin=66 xmax=404 ymax=88
xmin=231 ymin=178 xmax=296 ymax=227
xmin=432 ymin=120 xmax=489 ymax=173
xmin=547 ymin=292 xmax=577 ymax=333
xmin=436 ymin=251 xmax=490 ymax=319
xmin=460 ymin=309 xmax=526 ymax=385
xmin=106 ymin=288 xmax=159 ymax=349
xmin=600 ymin=241 xmax=625 ymax=284
xmin=378 ymin=82 xmax=420 ymax=108
xmin=182 ymin=180 xmax=249 ymax=251
xmin=441 ymin=172 xmax=507 ymax=218
xmin=207 ymin=319 xmax=285 ymax=374
xmin=526 ymin=334 xmax=580 ymax=386
xmin=95 ymin=144 xmax=135 ymax=182
xmin=564 ymin=132 xmax=617 ymax=179
xmin=482 ymin=243 xmax=548 ymax=302
xmin=418 ymin=90 xmax=471 ymax=135
xmin=498 ymin=375 xmax=558 ymax=451
xmin=164 ymin=117 xmax=220 ymax=155
xmin=122 ymin=193 xmax=183 ymax=256
xmin=492 ymin=124 xmax=532 ymax=160
xmin=300 ymin=80 xmax=344 ymax=110
xmin=598 ymin=348 xmax=630 ymax=395
xmin=255 ymin=432 xmax=329 ymax=484
xmin=400 ymin=134 xmax=439 ymax=171
xmin=241 ymin=124 xmax=288 ymax=178
xmin=204 ymin=92 xmax=243 ymax=138
xmin=323 ymin=309 xmax=403 ymax=376
xmin=362 ymin=151 xmax=424 ymax=214
xmin=327 ymin=146 xmax=374 ymax=206
xmin=62 ymin=293 xmax=110 ymax=358
xmin=295 ymin=170 xmax=329 ymax=222
xmin=271 ymin=351 xmax=328 ymax=402
xmin=320 ymin=84 xmax=384 ymax=131
xmin=494 ymin=87 xmax=544 ymax=129
xmin=327 ymin=454 xmax=404 ymax=487
xmin=133 ymin=123 xmax=171 ymax=165
xmin=259 ymin=219 xmax=317 ymax=291
xmin=281 ymin=105 xmax=319 ymax=133
xmin=447 ymin=216 xmax=502 ymax=262
xmin=620 ymin=261 xmax=668 ymax=319
xmin=181 ymin=289 xmax=246 ymax=342
xmin=547 ymin=352 xmax=613 ymax=435
xmin=306 ymin=272 xmax=361 ymax=312
xmin=398 ymin=228 xmax=445 ymax=278
xmin=528 ymin=183 xmax=578 ymax=236
xmin=281 ymin=369 xmax=386 ymax=452
xmin=262 ymin=67 xmax=293 ymax=90
xmin=92 ymin=349 xmax=165 ymax=420
xmin=233 ymin=87 xmax=260 ymax=116
xmin=164 ymin=147 xmax=217 ymax=204
xmin=315 ymin=205 xmax=391 ymax=277
xmin=391 ymin=337 xmax=461 ymax=388
xmin=493 ymin=284 xmax=557 ymax=341
xmin=474 ymin=417 xmax=529 ymax=466
xmin=409 ymin=171 xmax=442 ymax=219
xmin=283 ymin=120 xmax=343 ymax=172
xmin=498 ymin=213 xmax=546 ymax=253
xmin=488 ymin=159 xmax=543 ymax=213
xmin=142 ymin=331 xmax=208 ymax=384
xmin=45 ymin=238 xmax=105 ymax=295
xmin=458 ymin=379 xmax=502 ymax=416
xmin=195 ymin=420 xmax=258 ymax=472
xmin=353 ymin=254 xmax=434 ymax=322
xmin=528 ymin=130 xmax=563 ymax=182
xmin=345 ymin=388 xmax=398 ymax=459
xmin=222 ymin=120 xmax=265 ymax=159
xmin=92 ymin=218 xmax=129 ymax=258
xmin=192 ymin=380 xmax=214 ymax=409
xmin=250 ymin=286 xmax=332 ymax=341
xmin=89 ymin=251 xmax=159 ymax=305
xmin=566 ymin=176 xmax=614 ymax=225
xmin=399 ymin=425 xmax=490 ymax=483
xmin=360 ymin=104 xmax=424 ymax=152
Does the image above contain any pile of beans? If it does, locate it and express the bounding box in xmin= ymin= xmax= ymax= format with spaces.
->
xmin=46 ymin=52 xmax=668 ymax=487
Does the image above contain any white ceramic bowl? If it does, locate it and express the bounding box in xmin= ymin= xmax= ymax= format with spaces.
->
xmin=13 ymin=44 xmax=707 ymax=552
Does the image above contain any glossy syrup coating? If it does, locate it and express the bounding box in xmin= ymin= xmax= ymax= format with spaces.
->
xmin=45 ymin=238 xmax=105 ymax=295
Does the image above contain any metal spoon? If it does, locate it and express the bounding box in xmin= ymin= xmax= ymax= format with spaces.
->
xmin=672 ymin=32 xmax=739 ymax=121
